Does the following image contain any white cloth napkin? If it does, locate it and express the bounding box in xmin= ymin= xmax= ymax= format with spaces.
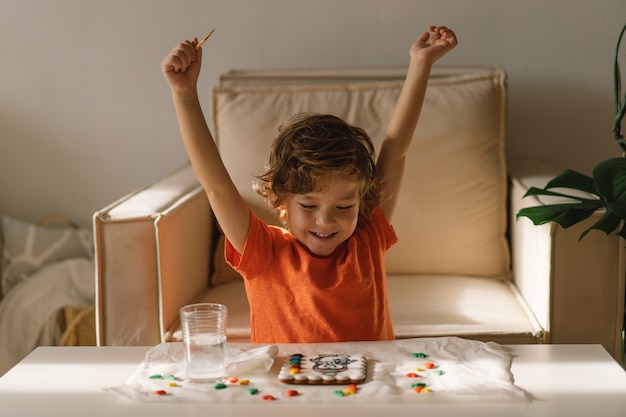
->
xmin=107 ymin=343 xmax=278 ymax=401
xmin=106 ymin=337 xmax=529 ymax=403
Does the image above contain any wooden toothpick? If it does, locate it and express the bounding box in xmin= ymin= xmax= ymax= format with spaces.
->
xmin=196 ymin=29 xmax=215 ymax=49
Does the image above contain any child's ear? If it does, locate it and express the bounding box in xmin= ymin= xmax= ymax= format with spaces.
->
xmin=274 ymin=199 xmax=287 ymax=220
xmin=277 ymin=208 xmax=288 ymax=226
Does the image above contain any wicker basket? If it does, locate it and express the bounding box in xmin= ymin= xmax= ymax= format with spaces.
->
xmin=57 ymin=305 xmax=96 ymax=346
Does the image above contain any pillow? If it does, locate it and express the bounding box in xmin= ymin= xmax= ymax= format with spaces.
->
xmin=212 ymin=67 xmax=510 ymax=279
xmin=0 ymin=215 xmax=94 ymax=298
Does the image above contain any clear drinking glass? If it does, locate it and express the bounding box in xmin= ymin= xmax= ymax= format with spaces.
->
xmin=180 ymin=303 xmax=228 ymax=383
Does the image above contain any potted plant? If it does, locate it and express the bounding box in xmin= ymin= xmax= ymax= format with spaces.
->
xmin=516 ymin=23 xmax=626 ymax=368
xmin=516 ymin=23 xmax=626 ymax=240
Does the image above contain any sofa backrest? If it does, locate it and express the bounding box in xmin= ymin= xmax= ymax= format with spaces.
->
xmin=212 ymin=67 xmax=509 ymax=279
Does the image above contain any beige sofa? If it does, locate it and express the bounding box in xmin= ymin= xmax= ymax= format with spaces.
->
xmin=94 ymin=66 xmax=625 ymax=361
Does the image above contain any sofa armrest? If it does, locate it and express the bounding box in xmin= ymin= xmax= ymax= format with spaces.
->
xmin=94 ymin=164 xmax=216 ymax=346
xmin=509 ymin=159 xmax=625 ymax=360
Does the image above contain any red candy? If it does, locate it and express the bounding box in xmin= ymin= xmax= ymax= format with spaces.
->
xmin=154 ymin=390 xmax=167 ymax=396
xmin=262 ymin=394 xmax=276 ymax=401
xmin=286 ymin=389 xmax=299 ymax=397
xmin=405 ymin=372 xmax=419 ymax=378
xmin=423 ymin=362 xmax=436 ymax=369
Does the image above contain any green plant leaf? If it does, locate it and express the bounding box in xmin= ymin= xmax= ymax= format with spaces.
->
xmin=579 ymin=210 xmax=623 ymax=240
xmin=544 ymin=169 xmax=597 ymax=194
xmin=593 ymin=157 xmax=626 ymax=219
xmin=523 ymin=186 xmax=598 ymax=202
xmin=516 ymin=202 xmax=601 ymax=228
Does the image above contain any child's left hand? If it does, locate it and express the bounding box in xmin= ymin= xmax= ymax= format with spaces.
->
xmin=411 ymin=26 xmax=458 ymax=64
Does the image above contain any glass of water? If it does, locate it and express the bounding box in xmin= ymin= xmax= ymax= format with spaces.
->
xmin=180 ymin=303 xmax=228 ymax=383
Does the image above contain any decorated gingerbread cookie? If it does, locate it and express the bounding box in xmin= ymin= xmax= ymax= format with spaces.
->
xmin=278 ymin=354 xmax=367 ymax=385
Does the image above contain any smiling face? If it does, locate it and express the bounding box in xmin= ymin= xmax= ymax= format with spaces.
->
xmin=280 ymin=176 xmax=362 ymax=256
xmin=254 ymin=114 xmax=383 ymax=225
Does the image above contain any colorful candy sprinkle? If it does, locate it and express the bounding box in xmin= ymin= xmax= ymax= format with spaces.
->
xmin=149 ymin=374 xmax=163 ymax=379
xmin=405 ymin=372 xmax=419 ymax=378
xmin=164 ymin=375 xmax=177 ymax=381
xmin=246 ymin=388 xmax=259 ymax=395
xmin=238 ymin=379 xmax=250 ymax=385
xmin=166 ymin=382 xmax=177 ymax=387
xmin=332 ymin=390 xmax=345 ymax=397
xmin=423 ymin=362 xmax=436 ymax=369
xmin=286 ymin=389 xmax=299 ymax=397
xmin=154 ymin=390 xmax=167 ymax=395
xmin=412 ymin=353 xmax=427 ymax=358
xmin=214 ymin=383 xmax=227 ymax=390
xmin=262 ymin=394 xmax=276 ymax=401
xmin=228 ymin=376 xmax=239 ymax=383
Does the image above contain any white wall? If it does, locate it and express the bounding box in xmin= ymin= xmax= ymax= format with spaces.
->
xmin=1 ymin=0 xmax=624 ymax=226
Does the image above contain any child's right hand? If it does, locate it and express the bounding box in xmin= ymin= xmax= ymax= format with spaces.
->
xmin=161 ymin=39 xmax=202 ymax=94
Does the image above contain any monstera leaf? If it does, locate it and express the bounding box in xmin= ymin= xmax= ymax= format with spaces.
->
xmin=517 ymin=158 xmax=626 ymax=240
xmin=517 ymin=23 xmax=626 ymax=242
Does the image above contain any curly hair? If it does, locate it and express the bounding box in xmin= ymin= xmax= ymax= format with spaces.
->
xmin=254 ymin=113 xmax=382 ymax=220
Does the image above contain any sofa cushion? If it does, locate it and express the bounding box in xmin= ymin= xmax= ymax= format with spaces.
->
xmin=165 ymin=273 xmax=542 ymax=345
xmin=213 ymin=67 xmax=509 ymax=279
xmin=388 ymin=275 xmax=542 ymax=343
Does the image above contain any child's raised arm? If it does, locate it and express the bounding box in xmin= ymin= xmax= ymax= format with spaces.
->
xmin=377 ymin=26 xmax=457 ymax=222
xmin=161 ymin=39 xmax=250 ymax=253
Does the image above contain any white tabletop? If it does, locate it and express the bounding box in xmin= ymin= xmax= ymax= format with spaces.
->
xmin=1 ymin=343 xmax=625 ymax=417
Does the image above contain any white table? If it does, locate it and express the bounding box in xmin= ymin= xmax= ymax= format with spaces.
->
xmin=1 ymin=343 xmax=625 ymax=417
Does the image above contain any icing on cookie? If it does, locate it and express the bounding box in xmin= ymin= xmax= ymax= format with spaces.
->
xmin=278 ymin=354 xmax=367 ymax=385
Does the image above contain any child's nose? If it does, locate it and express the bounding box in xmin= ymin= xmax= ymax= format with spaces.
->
xmin=316 ymin=210 xmax=335 ymax=226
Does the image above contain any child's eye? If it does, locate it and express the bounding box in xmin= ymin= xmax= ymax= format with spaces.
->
xmin=299 ymin=204 xmax=316 ymax=210
xmin=337 ymin=205 xmax=355 ymax=211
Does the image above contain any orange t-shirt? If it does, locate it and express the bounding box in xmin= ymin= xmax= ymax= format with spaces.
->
xmin=225 ymin=207 xmax=397 ymax=343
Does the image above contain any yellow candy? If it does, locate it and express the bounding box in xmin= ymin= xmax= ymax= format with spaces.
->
xmin=289 ymin=368 xmax=300 ymax=374
xmin=166 ymin=382 xmax=177 ymax=387
xmin=238 ymin=379 xmax=250 ymax=385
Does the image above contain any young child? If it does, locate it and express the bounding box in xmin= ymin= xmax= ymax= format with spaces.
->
xmin=161 ymin=26 xmax=457 ymax=343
